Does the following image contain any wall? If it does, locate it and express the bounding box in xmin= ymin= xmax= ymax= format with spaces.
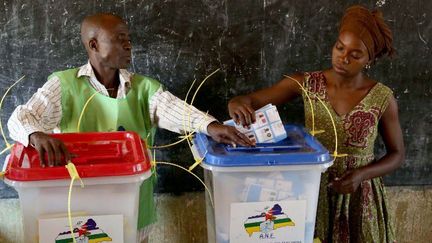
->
xmin=0 ymin=0 xmax=431 ymax=198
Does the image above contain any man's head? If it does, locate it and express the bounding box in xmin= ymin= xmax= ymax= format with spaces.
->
xmin=80 ymin=13 xmax=132 ymax=69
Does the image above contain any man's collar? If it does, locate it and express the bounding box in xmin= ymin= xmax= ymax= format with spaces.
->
xmin=77 ymin=61 xmax=133 ymax=86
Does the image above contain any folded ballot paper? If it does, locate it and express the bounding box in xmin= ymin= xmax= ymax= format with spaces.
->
xmin=224 ymin=104 xmax=287 ymax=143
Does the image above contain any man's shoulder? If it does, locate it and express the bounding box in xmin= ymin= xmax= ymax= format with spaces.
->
xmin=131 ymin=73 xmax=162 ymax=86
xmin=48 ymin=67 xmax=80 ymax=79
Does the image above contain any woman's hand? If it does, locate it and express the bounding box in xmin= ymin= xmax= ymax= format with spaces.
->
xmin=227 ymin=74 xmax=304 ymax=127
xmin=228 ymin=96 xmax=256 ymax=127
xmin=329 ymin=169 xmax=365 ymax=194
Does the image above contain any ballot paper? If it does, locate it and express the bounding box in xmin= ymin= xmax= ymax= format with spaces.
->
xmin=224 ymin=104 xmax=287 ymax=143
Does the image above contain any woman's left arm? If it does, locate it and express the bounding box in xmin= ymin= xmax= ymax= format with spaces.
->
xmin=330 ymin=95 xmax=405 ymax=194
xmin=359 ymin=95 xmax=405 ymax=180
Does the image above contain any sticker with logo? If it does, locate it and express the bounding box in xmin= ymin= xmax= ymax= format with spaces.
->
xmin=39 ymin=215 xmax=123 ymax=243
xmin=230 ymin=201 xmax=306 ymax=243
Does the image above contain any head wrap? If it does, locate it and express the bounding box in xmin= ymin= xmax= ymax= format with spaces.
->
xmin=339 ymin=5 xmax=394 ymax=60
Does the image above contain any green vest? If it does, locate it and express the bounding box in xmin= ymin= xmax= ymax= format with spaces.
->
xmin=50 ymin=68 xmax=161 ymax=229
xmin=49 ymin=68 xmax=160 ymax=146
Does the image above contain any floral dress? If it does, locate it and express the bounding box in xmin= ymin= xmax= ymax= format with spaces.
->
xmin=301 ymin=71 xmax=396 ymax=243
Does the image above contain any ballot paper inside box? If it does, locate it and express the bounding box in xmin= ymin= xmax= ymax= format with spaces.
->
xmin=241 ymin=174 xmax=295 ymax=202
xmin=224 ymin=104 xmax=287 ymax=143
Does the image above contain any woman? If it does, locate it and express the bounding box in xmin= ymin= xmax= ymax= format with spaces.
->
xmin=228 ymin=5 xmax=404 ymax=243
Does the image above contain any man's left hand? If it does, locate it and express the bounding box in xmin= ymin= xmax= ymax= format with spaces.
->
xmin=207 ymin=122 xmax=255 ymax=147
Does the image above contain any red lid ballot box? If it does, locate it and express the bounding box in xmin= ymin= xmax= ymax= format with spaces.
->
xmin=4 ymin=132 xmax=151 ymax=243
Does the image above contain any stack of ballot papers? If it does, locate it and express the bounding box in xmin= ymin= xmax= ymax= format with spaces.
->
xmin=224 ymin=104 xmax=287 ymax=143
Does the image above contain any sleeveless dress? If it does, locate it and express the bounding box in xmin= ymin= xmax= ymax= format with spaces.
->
xmin=301 ymin=71 xmax=396 ymax=243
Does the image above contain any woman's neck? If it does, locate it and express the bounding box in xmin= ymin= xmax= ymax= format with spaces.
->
xmin=325 ymin=69 xmax=367 ymax=89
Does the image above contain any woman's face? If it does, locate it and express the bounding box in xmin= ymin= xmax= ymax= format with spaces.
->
xmin=331 ymin=31 xmax=370 ymax=77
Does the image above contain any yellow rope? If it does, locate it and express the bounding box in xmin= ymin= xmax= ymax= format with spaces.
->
xmin=149 ymin=134 xmax=192 ymax=149
xmin=183 ymin=69 xmax=220 ymax=169
xmin=0 ymin=146 xmax=12 ymax=179
xmin=188 ymin=150 xmax=207 ymax=171
xmin=155 ymin=161 xmax=214 ymax=208
xmin=182 ymin=79 xmax=197 ymax=149
xmin=188 ymin=69 xmax=220 ymax=133
xmin=76 ymin=88 xmax=118 ymax=132
xmin=76 ymin=92 xmax=99 ymax=132
xmin=150 ymin=69 xmax=220 ymax=151
xmin=67 ymin=177 xmax=77 ymax=243
xmin=312 ymin=95 xmax=347 ymax=158
xmin=0 ymin=76 xmax=24 ymax=152
xmin=283 ymin=74 xmax=346 ymax=158
xmin=0 ymin=76 xmax=26 ymax=179
xmin=66 ymin=162 xmax=84 ymax=243
xmin=149 ymin=117 xmax=208 ymax=171
xmin=283 ymin=75 xmax=324 ymax=136
xmin=149 ymin=112 xmax=209 ymax=149
xmin=0 ymin=146 xmax=11 ymax=155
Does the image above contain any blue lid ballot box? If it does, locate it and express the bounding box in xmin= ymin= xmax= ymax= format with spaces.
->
xmin=192 ymin=125 xmax=333 ymax=243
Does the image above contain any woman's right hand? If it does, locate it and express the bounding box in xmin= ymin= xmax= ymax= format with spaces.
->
xmin=228 ymin=96 xmax=256 ymax=127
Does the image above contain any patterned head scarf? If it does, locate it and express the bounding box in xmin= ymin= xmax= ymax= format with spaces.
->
xmin=339 ymin=5 xmax=394 ymax=60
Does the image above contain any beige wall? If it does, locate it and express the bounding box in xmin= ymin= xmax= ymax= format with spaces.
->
xmin=1 ymin=186 xmax=431 ymax=243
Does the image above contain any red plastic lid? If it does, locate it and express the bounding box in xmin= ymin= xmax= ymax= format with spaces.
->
xmin=5 ymin=132 xmax=151 ymax=181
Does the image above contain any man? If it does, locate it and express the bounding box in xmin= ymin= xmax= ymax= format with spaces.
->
xmin=7 ymin=13 xmax=253 ymax=242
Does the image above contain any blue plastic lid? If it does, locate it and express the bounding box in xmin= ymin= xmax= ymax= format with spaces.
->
xmin=193 ymin=125 xmax=331 ymax=167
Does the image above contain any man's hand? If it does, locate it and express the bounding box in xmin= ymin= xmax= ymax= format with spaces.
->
xmin=328 ymin=169 xmax=365 ymax=194
xmin=206 ymin=122 xmax=255 ymax=147
xmin=29 ymin=132 xmax=73 ymax=167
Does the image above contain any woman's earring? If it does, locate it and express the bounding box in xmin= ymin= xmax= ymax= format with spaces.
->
xmin=365 ymin=64 xmax=371 ymax=70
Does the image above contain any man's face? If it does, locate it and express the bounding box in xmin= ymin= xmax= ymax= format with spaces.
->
xmin=95 ymin=20 xmax=132 ymax=69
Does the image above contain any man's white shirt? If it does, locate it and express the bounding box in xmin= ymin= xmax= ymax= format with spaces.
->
xmin=7 ymin=62 xmax=216 ymax=146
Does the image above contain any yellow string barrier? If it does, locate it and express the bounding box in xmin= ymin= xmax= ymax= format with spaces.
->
xmin=0 ymin=76 xmax=25 ymax=151
xmin=0 ymin=76 xmax=25 ymax=179
xmin=0 ymin=166 xmax=5 ymax=179
xmin=76 ymin=92 xmax=99 ymax=132
xmin=283 ymin=75 xmax=347 ymax=159
xmin=283 ymin=75 xmax=324 ymax=136
xmin=149 ymin=69 xmax=220 ymax=173
xmin=182 ymin=78 xmax=197 ymax=151
xmin=188 ymin=149 xmax=208 ymax=171
xmin=312 ymin=94 xmax=347 ymax=158
xmin=147 ymin=70 xmax=221 ymax=208
xmin=187 ymin=68 xmax=220 ymax=133
xmin=149 ymin=68 xmax=220 ymax=151
xmin=150 ymin=149 xmax=159 ymax=182
xmin=149 ymin=111 xmax=210 ymax=150
xmin=66 ymin=162 xmax=84 ymax=243
xmin=76 ymin=88 xmax=117 ymax=132
xmin=155 ymin=161 xmax=214 ymax=208
xmin=184 ymin=69 xmax=220 ymax=170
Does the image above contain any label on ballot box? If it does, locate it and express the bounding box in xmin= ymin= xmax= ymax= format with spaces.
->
xmin=224 ymin=104 xmax=287 ymax=143
xmin=39 ymin=214 xmax=123 ymax=243
xmin=230 ymin=200 xmax=306 ymax=243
